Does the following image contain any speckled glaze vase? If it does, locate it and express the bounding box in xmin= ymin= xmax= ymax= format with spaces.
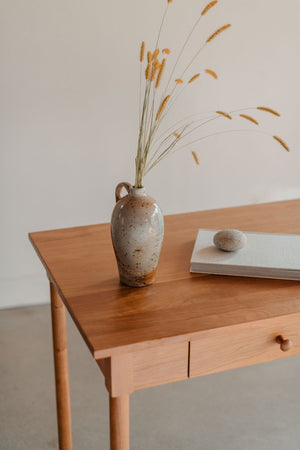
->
xmin=111 ymin=182 xmax=164 ymax=287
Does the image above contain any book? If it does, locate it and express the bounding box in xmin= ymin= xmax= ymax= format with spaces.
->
xmin=190 ymin=229 xmax=300 ymax=281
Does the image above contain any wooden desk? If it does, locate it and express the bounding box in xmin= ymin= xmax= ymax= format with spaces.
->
xmin=29 ymin=200 xmax=300 ymax=450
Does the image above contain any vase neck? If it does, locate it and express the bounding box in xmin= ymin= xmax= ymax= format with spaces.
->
xmin=130 ymin=187 xmax=147 ymax=197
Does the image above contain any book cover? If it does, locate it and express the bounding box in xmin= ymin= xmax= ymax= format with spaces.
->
xmin=190 ymin=230 xmax=300 ymax=280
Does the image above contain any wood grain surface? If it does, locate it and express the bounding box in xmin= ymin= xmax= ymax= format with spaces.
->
xmin=132 ymin=341 xmax=188 ymax=390
xmin=29 ymin=200 xmax=300 ymax=359
xmin=50 ymin=283 xmax=72 ymax=449
xmin=109 ymin=395 xmax=129 ymax=450
xmin=190 ymin=312 xmax=300 ymax=377
xmin=98 ymin=342 xmax=188 ymax=394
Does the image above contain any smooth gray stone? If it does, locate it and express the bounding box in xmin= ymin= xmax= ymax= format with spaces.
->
xmin=213 ymin=229 xmax=247 ymax=252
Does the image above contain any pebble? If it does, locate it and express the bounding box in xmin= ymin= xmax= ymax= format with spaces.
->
xmin=213 ymin=229 xmax=247 ymax=252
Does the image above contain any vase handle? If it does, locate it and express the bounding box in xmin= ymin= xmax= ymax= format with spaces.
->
xmin=115 ymin=182 xmax=133 ymax=203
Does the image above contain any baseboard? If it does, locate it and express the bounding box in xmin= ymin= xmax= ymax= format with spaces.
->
xmin=0 ymin=274 xmax=50 ymax=310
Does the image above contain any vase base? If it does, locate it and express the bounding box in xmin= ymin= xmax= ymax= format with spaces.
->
xmin=119 ymin=269 xmax=157 ymax=288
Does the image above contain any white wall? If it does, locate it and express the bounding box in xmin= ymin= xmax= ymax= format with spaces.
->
xmin=1 ymin=0 xmax=299 ymax=309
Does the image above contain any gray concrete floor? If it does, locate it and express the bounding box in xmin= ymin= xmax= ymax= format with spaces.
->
xmin=1 ymin=305 xmax=300 ymax=450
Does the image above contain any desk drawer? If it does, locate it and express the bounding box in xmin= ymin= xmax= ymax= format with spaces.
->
xmin=190 ymin=314 xmax=300 ymax=378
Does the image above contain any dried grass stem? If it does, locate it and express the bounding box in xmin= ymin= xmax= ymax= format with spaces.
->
xmin=273 ymin=136 xmax=290 ymax=152
xmin=155 ymin=58 xmax=166 ymax=88
xmin=201 ymin=1 xmax=218 ymax=16
xmin=206 ymin=24 xmax=231 ymax=43
xmin=216 ymin=110 xmax=232 ymax=120
xmin=205 ymin=69 xmax=218 ymax=79
xmin=140 ymin=42 xmax=145 ymax=62
xmin=192 ymin=151 xmax=200 ymax=164
xmin=257 ymin=106 xmax=280 ymax=117
xmin=156 ymin=95 xmax=170 ymax=121
xmin=189 ymin=74 xmax=200 ymax=83
xmin=240 ymin=114 xmax=259 ymax=125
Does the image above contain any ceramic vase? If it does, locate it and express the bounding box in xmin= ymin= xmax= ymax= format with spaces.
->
xmin=111 ymin=182 xmax=164 ymax=287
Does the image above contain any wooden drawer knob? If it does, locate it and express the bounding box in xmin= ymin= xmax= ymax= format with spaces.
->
xmin=276 ymin=335 xmax=293 ymax=352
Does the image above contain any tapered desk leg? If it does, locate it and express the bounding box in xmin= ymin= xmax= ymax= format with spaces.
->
xmin=50 ymin=282 xmax=72 ymax=450
xmin=109 ymin=395 xmax=129 ymax=450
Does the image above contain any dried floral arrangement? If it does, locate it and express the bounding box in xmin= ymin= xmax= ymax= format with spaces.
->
xmin=134 ymin=0 xmax=289 ymax=188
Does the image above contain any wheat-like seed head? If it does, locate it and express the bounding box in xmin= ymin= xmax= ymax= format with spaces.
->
xmin=140 ymin=42 xmax=145 ymax=62
xmin=145 ymin=63 xmax=152 ymax=80
xmin=216 ymin=110 xmax=232 ymax=120
xmin=175 ymin=78 xmax=184 ymax=84
xmin=156 ymin=95 xmax=170 ymax=121
xmin=155 ymin=58 xmax=166 ymax=88
xmin=151 ymin=61 xmax=161 ymax=81
xmin=155 ymin=59 xmax=161 ymax=69
xmin=205 ymin=69 xmax=218 ymax=79
xmin=240 ymin=114 xmax=259 ymax=125
xmin=168 ymin=0 xmax=173 ymax=3
xmin=273 ymin=136 xmax=290 ymax=152
xmin=206 ymin=24 xmax=231 ymax=43
xmin=162 ymin=48 xmax=171 ymax=55
xmin=201 ymin=0 xmax=218 ymax=16
xmin=153 ymin=49 xmax=159 ymax=59
xmin=188 ymin=73 xmax=200 ymax=83
xmin=192 ymin=151 xmax=200 ymax=165
xmin=147 ymin=51 xmax=153 ymax=63
xmin=257 ymin=106 xmax=280 ymax=117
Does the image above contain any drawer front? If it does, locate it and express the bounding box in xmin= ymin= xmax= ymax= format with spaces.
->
xmin=133 ymin=341 xmax=188 ymax=390
xmin=190 ymin=314 xmax=300 ymax=378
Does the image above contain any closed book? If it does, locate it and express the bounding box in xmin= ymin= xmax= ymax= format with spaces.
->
xmin=190 ymin=229 xmax=300 ymax=281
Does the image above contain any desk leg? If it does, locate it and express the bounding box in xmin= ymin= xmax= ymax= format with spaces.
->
xmin=50 ymin=282 xmax=72 ymax=450
xmin=109 ymin=394 xmax=129 ymax=450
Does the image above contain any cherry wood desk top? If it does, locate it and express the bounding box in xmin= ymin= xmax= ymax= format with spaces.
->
xmin=29 ymin=200 xmax=300 ymax=360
